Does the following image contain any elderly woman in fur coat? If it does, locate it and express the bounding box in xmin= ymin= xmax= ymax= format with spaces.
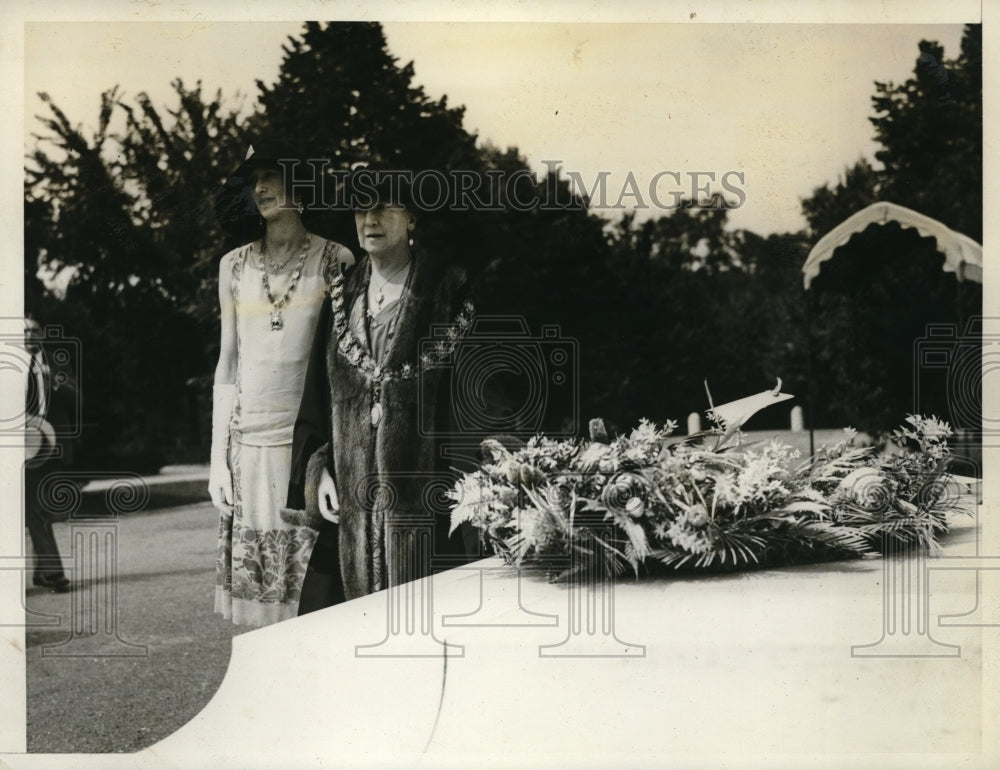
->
xmin=285 ymin=168 xmax=481 ymax=613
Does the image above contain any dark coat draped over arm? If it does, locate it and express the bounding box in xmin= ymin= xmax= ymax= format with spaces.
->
xmin=286 ymin=295 xmax=333 ymax=513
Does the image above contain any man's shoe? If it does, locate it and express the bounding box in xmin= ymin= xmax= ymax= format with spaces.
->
xmin=32 ymin=574 xmax=71 ymax=593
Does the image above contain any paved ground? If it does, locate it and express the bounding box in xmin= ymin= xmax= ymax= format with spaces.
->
xmin=25 ymin=499 xmax=250 ymax=753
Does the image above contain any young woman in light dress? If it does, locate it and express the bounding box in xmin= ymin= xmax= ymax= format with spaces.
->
xmin=210 ymin=141 xmax=354 ymax=626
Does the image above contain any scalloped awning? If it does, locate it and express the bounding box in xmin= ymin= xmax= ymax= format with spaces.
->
xmin=802 ymin=201 xmax=983 ymax=290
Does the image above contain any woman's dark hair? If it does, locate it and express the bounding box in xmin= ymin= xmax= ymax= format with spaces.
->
xmin=342 ymin=166 xmax=416 ymax=213
xmin=215 ymin=138 xmax=352 ymax=248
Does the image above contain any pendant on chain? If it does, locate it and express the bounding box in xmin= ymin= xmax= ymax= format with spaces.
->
xmin=370 ymin=382 xmax=383 ymax=427
xmin=261 ymin=234 xmax=309 ymax=332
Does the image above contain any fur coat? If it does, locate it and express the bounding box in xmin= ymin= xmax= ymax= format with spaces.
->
xmin=287 ymin=251 xmax=474 ymax=603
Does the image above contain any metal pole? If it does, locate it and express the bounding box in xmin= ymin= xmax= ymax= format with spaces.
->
xmin=804 ymin=286 xmax=815 ymax=458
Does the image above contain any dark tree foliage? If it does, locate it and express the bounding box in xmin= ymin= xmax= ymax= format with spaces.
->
xmin=871 ymin=25 xmax=982 ymax=242
xmin=25 ymin=81 xmax=246 ymax=470
xmin=798 ymin=25 xmax=982 ymax=434
xmin=806 ymin=224 xmax=980 ymax=432
xmin=248 ymin=21 xmax=485 ymax=259
xmin=595 ymin=201 xmax=808 ymax=434
xmin=803 ymin=25 xmax=981 ymax=243
xmin=24 ymin=23 xmax=982 ymax=470
xmin=256 ymin=22 xmax=479 ymax=172
xmin=251 ymin=23 xmax=610 ymax=435
xmin=800 ymin=158 xmax=882 ymax=239
xmin=23 ymin=23 xmax=609 ymax=465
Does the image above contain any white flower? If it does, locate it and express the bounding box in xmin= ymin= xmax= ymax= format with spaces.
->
xmin=625 ymin=497 xmax=645 ymax=518
xmin=917 ymin=415 xmax=952 ymax=440
xmin=837 ymin=467 xmax=888 ymax=510
xmin=576 ymin=442 xmax=611 ymax=471
xmin=629 ymin=418 xmax=661 ymax=444
xmin=448 ymin=474 xmax=497 ymax=534
xmin=624 ymin=446 xmax=647 ymax=464
xmin=685 ymin=503 xmax=709 ymax=527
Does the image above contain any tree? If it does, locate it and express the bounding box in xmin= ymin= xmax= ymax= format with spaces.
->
xmin=37 ymin=20 xmax=965 ymax=468
xmin=253 ymin=23 xmax=614 ymax=435
xmin=256 ymin=22 xmax=478 ymax=170
xmin=804 ymin=224 xmax=978 ymax=432
xmin=25 ymin=80 xmax=246 ymax=470
xmin=595 ymin=203 xmax=808 ymax=432
xmin=870 ymin=25 xmax=982 ymax=241
xmin=800 ymin=157 xmax=881 ymax=238
xmin=24 ymin=22 xmax=612 ymax=466
xmin=798 ymin=24 xmax=982 ymax=433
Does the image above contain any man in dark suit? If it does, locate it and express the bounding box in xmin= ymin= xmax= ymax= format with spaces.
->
xmin=24 ymin=316 xmax=71 ymax=593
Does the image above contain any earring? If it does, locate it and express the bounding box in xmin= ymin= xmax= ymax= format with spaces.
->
xmin=408 ymin=237 xmax=414 ymax=246
xmin=296 ymin=200 xmax=304 ymax=215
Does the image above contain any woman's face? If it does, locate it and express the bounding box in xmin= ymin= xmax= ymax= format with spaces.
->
xmin=354 ymin=203 xmax=414 ymax=256
xmin=251 ymin=167 xmax=292 ymax=220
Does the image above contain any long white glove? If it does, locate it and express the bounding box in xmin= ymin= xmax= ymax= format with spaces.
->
xmin=318 ymin=466 xmax=340 ymax=524
xmin=209 ymin=384 xmax=236 ymax=515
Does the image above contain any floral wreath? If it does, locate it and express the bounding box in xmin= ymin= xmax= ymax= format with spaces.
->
xmin=328 ymin=268 xmax=476 ymax=384
xmin=448 ymin=410 xmax=972 ymax=579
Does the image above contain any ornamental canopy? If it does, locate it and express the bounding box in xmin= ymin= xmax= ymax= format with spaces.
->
xmin=802 ymin=201 xmax=983 ymax=290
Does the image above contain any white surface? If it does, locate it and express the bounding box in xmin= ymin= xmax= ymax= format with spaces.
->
xmin=135 ymin=509 xmax=990 ymax=765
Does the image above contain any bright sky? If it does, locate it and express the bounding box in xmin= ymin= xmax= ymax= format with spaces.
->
xmin=0 ymin=3 xmax=996 ymax=761
xmin=22 ymin=20 xmax=968 ymax=235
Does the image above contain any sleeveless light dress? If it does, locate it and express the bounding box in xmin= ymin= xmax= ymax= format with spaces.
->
xmin=215 ymin=235 xmax=353 ymax=626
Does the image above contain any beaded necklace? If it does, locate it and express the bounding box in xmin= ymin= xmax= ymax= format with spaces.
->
xmin=259 ymin=234 xmax=311 ymax=331
xmin=328 ymin=265 xmax=475 ymax=427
